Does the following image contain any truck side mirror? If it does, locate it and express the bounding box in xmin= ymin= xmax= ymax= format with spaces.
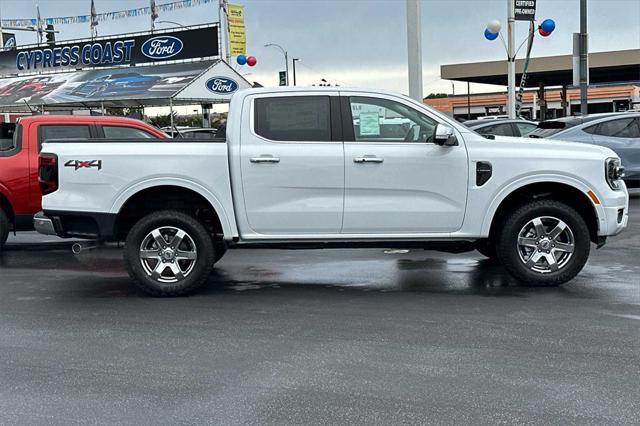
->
xmin=434 ymin=124 xmax=458 ymax=146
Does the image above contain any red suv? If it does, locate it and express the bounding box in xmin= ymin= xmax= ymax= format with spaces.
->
xmin=0 ymin=115 xmax=167 ymax=249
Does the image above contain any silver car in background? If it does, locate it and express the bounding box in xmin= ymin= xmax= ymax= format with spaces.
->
xmin=529 ymin=112 xmax=640 ymax=189
xmin=465 ymin=118 xmax=538 ymax=138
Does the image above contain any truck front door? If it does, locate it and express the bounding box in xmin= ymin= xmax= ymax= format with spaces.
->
xmin=341 ymin=93 xmax=468 ymax=234
xmin=239 ymin=92 xmax=344 ymax=235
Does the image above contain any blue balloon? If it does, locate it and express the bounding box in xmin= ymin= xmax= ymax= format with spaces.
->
xmin=484 ymin=28 xmax=499 ymax=40
xmin=236 ymin=54 xmax=247 ymax=65
xmin=541 ymin=19 xmax=555 ymax=34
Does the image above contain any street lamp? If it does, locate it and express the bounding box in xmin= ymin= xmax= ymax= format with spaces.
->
xmin=264 ymin=43 xmax=289 ymax=86
xmin=292 ymin=58 xmax=300 ymax=86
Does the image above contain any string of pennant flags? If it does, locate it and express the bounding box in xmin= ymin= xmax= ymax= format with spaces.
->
xmin=0 ymin=0 xmax=216 ymax=28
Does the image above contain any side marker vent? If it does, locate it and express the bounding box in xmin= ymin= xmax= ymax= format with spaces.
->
xmin=476 ymin=161 xmax=492 ymax=186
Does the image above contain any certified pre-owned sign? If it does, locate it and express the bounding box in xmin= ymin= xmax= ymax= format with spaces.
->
xmin=141 ymin=36 xmax=184 ymax=60
xmin=206 ymin=77 xmax=239 ymax=94
xmin=514 ymin=0 xmax=536 ymax=21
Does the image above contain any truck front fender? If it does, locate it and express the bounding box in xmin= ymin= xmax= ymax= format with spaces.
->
xmin=480 ymin=173 xmax=605 ymax=237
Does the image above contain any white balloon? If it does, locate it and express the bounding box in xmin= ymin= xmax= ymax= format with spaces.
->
xmin=487 ymin=20 xmax=501 ymax=34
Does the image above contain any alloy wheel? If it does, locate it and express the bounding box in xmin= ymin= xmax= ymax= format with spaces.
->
xmin=517 ymin=216 xmax=575 ymax=274
xmin=139 ymin=226 xmax=198 ymax=283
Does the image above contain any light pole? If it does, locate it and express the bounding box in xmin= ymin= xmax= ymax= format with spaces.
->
xmin=507 ymin=0 xmax=516 ymax=119
xmin=265 ymin=43 xmax=289 ymax=86
xmin=0 ymin=5 xmax=4 ymax=49
xmin=406 ymin=0 xmax=423 ymax=102
xmin=579 ymin=0 xmax=588 ymax=116
xmin=292 ymin=58 xmax=300 ymax=86
xmin=485 ymin=6 xmax=556 ymax=119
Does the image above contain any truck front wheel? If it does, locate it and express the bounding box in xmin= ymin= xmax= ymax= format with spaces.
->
xmin=124 ymin=210 xmax=215 ymax=296
xmin=0 ymin=209 xmax=8 ymax=250
xmin=496 ymin=200 xmax=591 ymax=286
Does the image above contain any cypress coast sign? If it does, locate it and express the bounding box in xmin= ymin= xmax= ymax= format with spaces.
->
xmin=0 ymin=24 xmax=218 ymax=76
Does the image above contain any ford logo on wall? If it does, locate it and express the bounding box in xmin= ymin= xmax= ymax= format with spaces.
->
xmin=141 ymin=36 xmax=183 ymax=60
xmin=206 ymin=77 xmax=239 ymax=94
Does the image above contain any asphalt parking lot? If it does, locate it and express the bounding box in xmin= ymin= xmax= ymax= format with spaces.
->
xmin=0 ymin=198 xmax=638 ymax=425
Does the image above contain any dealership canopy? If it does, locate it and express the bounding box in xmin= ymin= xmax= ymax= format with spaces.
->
xmin=0 ymin=59 xmax=251 ymax=111
xmin=441 ymin=49 xmax=640 ymax=87
xmin=0 ymin=24 xmax=252 ymax=111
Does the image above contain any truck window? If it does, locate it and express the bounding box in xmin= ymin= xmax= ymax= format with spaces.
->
xmin=254 ymin=96 xmax=331 ymax=142
xmin=103 ymin=126 xmax=156 ymax=139
xmin=38 ymin=125 xmax=92 ymax=151
xmin=348 ymin=96 xmax=437 ymax=143
xmin=0 ymin=122 xmax=18 ymax=155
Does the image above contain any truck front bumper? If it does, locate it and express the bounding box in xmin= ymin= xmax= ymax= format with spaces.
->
xmin=598 ymin=188 xmax=629 ymax=237
xmin=600 ymin=204 xmax=628 ymax=237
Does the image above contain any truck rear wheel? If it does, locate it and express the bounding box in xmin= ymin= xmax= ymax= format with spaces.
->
xmin=124 ymin=210 xmax=215 ymax=296
xmin=496 ymin=200 xmax=590 ymax=286
xmin=0 ymin=209 xmax=8 ymax=250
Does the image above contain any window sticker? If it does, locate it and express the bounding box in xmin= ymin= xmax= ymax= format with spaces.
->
xmin=359 ymin=112 xmax=381 ymax=136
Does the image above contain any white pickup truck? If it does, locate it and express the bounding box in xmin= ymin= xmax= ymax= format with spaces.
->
xmin=35 ymin=87 xmax=629 ymax=296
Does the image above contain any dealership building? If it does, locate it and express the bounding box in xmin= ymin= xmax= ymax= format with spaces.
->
xmin=426 ymin=49 xmax=640 ymax=120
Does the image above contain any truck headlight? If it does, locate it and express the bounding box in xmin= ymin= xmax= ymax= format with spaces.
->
xmin=605 ymin=157 xmax=625 ymax=190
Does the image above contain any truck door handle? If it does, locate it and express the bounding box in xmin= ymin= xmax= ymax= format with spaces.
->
xmin=250 ymin=156 xmax=280 ymax=164
xmin=354 ymin=156 xmax=384 ymax=164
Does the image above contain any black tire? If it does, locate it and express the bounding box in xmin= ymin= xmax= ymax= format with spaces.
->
xmin=496 ymin=200 xmax=591 ymax=286
xmin=0 ymin=209 xmax=8 ymax=250
xmin=124 ymin=210 xmax=215 ymax=297
xmin=475 ymin=239 xmax=498 ymax=259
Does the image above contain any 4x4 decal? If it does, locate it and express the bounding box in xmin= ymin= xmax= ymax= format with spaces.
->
xmin=65 ymin=160 xmax=102 ymax=170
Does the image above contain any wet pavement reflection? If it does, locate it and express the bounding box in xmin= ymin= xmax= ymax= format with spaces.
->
xmin=0 ymin=198 xmax=638 ymax=424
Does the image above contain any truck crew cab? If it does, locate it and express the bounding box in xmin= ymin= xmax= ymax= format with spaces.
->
xmin=0 ymin=115 xmax=166 ymax=249
xmin=36 ymin=87 xmax=629 ymax=296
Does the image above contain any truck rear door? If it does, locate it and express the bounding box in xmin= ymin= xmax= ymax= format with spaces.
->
xmin=239 ymin=92 xmax=344 ymax=235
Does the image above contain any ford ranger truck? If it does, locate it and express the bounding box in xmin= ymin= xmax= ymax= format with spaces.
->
xmin=35 ymin=88 xmax=629 ymax=296
xmin=0 ymin=115 xmax=166 ymax=249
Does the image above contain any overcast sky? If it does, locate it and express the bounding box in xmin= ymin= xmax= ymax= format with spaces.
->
xmin=2 ymin=0 xmax=639 ymax=97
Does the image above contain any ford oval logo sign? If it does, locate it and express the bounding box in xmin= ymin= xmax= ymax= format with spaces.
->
xmin=206 ymin=77 xmax=239 ymax=94
xmin=141 ymin=36 xmax=183 ymax=60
